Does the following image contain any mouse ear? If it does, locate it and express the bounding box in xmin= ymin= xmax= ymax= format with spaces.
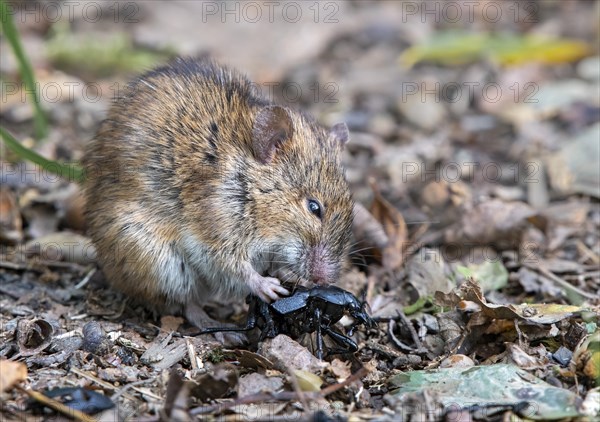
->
xmin=252 ymin=106 xmax=294 ymax=164
xmin=328 ymin=122 xmax=349 ymax=147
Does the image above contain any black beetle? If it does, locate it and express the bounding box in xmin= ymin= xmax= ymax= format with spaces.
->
xmin=199 ymin=286 xmax=375 ymax=359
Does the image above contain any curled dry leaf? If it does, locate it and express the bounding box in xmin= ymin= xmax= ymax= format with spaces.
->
xmin=17 ymin=317 xmax=55 ymax=356
xmin=0 ymin=359 xmax=27 ymax=393
xmin=369 ymin=180 xmax=408 ymax=271
xmin=458 ymin=278 xmax=585 ymax=325
xmin=163 ymin=369 xmax=191 ymax=421
xmin=190 ymin=364 xmax=238 ymax=402
xmin=82 ymin=321 xmax=110 ymax=355
xmin=0 ymin=187 xmax=23 ymax=244
xmin=406 ymin=249 xmax=455 ymax=299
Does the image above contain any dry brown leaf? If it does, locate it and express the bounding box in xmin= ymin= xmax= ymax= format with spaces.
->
xmin=237 ymin=372 xmax=284 ymax=397
xmin=163 ymin=369 xmax=190 ymax=421
xmin=352 ymin=202 xmax=389 ymax=250
xmin=190 ymin=364 xmax=238 ymax=402
xmin=0 ymin=359 xmax=27 ymax=393
xmin=160 ymin=315 xmax=184 ymax=332
xmin=0 ymin=187 xmax=23 ymax=243
xmin=225 ymin=349 xmax=274 ymax=370
xmin=459 ymin=278 xmax=584 ymax=324
xmin=444 ymin=199 xmax=537 ymax=249
xmin=328 ymin=358 xmax=352 ymax=382
xmin=406 ymin=249 xmax=455 ymax=299
xmin=369 ymin=181 xmax=408 ymax=271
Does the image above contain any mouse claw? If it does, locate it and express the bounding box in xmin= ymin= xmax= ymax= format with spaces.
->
xmin=257 ymin=276 xmax=289 ymax=302
xmin=244 ymin=263 xmax=289 ymax=302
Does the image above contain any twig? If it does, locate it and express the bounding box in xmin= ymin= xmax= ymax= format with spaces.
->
xmin=186 ymin=338 xmax=199 ymax=370
xmin=111 ymin=379 xmax=155 ymax=401
xmin=0 ymin=260 xmax=26 ymax=271
xmin=527 ymin=264 xmax=597 ymax=302
xmin=189 ymin=367 xmax=368 ymax=415
xmin=387 ymin=319 xmax=419 ymax=353
xmin=393 ymin=310 xmax=428 ymax=356
xmin=70 ymin=367 xmax=162 ymax=401
xmin=0 ymin=259 xmax=87 ymax=272
xmin=514 ymin=319 xmax=525 ymax=347
xmin=319 ymin=366 xmax=367 ymax=395
xmin=75 ymin=267 xmax=96 ymax=289
xmin=284 ymin=367 xmax=309 ymax=413
xmin=577 ymin=240 xmax=600 ymax=265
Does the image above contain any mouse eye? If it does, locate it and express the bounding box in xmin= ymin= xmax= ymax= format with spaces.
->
xmin=307 ymin=199 xmax=323 ymax=219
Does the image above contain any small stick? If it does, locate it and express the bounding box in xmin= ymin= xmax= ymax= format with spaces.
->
xmin=528 ymin=264 xmax=597 ymax=301
xmin=284 ymin=366 xmax=309 ymax=413
xmin=394 ymin=310 xmax=426 ymax=353
xmin=70 ymin=367 xmax=159 ymax=401
xmin=75 ymin=267 xmax=96 ymax=289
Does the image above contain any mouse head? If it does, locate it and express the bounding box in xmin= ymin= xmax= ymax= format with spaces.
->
xmin=248 ymin=105 xmax=353 ymax=287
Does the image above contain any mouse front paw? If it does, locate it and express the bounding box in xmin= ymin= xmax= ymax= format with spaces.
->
xmin=242 ymin=262 xmax=290 ymax=302
xmin=249 ymin=274 xmax=289 ymax=302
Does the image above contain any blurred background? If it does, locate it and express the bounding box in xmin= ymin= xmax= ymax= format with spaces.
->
xmin=2 ymin=0 xmax=598 ymax=205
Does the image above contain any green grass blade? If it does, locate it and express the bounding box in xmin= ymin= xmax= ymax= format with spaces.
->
xmin=0 ymin=0 xmax=48 ymax=139
xmin=0 ymin=127 xmax=84 ymax=183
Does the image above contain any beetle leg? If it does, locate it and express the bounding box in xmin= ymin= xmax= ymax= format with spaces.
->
xmin=197 ymin=296 xmax=261 ymax=335
xmin=315 ymin=308 xmax=324 ymax=360
xmin=322 ymin=327 xmax=358 ymax=357
xmin=256 ymin=298 xmax=277 ymax=340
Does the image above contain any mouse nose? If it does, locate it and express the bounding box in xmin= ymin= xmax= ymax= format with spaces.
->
xmin=309 ymin=244 xmax=336 ymax=285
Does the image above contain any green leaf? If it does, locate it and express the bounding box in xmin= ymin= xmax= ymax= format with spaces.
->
xmin=468 ymin=261 xmax=509 ymax=293
xmin=388 ymin=364 xmax=582 ymax=420
xmin=47 ymin=23 xmax=173 ymax=78
xmin=456 ymin=265 xmax=474 ymax=278
xmin=0 ymin=0 xmax=48 ymax=139
xmin=0 ymin=127 xmax=84 ymax=183
xmin=400 ymin=31 xmax=590 ymax=68
xmin=400 ymin=30 xmax=487 ymax=67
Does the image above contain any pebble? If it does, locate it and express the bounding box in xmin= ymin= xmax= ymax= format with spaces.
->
xmin=397 ymin=88 xmax=447 ymax=131
xmin=577 ymin=56 xmax=600 ymax=81
xmin=552 ymin=346 xmax=573 ymax=366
